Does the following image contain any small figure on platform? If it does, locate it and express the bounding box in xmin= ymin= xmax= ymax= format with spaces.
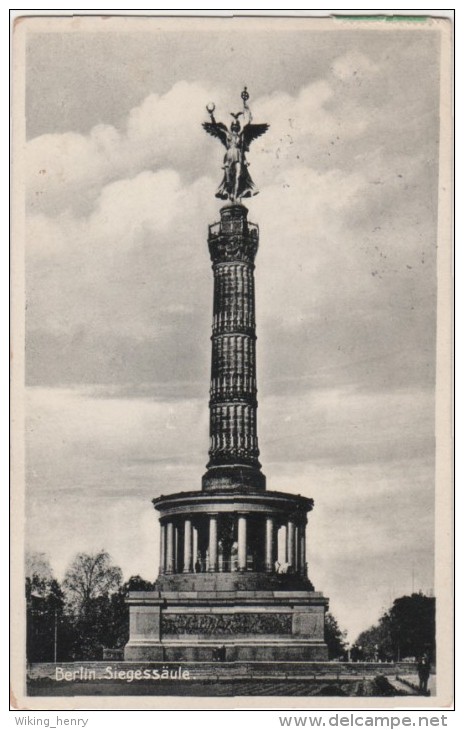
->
xmin=203 ymin=87 xmax=269 ymax=203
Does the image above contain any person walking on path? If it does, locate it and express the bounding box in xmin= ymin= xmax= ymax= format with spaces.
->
xmin=417 ymin=654 xmax=431 ymax=694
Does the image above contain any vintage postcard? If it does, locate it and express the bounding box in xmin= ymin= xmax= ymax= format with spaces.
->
xmin=11 ymin=14 xmax=453 ymax=710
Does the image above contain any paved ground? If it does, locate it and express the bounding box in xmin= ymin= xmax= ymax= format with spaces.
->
xmin=396 ymin=674 xmax=436 ymax=696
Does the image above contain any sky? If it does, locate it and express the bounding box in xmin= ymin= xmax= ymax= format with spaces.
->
xmin=23 ymin=17 xmax=443 ymax=642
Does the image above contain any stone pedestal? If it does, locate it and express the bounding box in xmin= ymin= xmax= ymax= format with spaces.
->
xmin=125 ymin=582 xmax=328 ymax=662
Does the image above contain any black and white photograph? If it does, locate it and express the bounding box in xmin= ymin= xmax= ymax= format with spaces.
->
xmin=11 ymin=13 xmax=453 ymax=709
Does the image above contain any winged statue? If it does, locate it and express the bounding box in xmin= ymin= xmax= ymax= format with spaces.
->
xmin=202 ymin=87 xmax=269 ymax=203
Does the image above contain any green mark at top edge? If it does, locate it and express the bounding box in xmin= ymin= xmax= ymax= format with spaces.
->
xmin=334 ymin=15 xmax=429 ymax=22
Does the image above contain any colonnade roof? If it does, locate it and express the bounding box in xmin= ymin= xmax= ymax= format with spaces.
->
xmin=152 ymin=488 xmax=314 ymax=516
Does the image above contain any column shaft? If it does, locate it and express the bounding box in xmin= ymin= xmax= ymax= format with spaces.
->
xmin=294 ymin=525 xmax=300 ymax=572
xmin=165 ymin=522 xmax=174 ymax=574
xmin=208 ymin=516 xmax=218 ymax=572
xmin=286 ymin=520 xmax=296 ymax=569
xmin=238 ymin=516 xmax=247 ymax=571
xmin=203 ymin=204 xmax=266 ymax=492
xmin=265 ymin=517 xmax=276 ymax=572
xmin=159 ymin=523 xmax=166 ymax=574
xmin=193 ymin=527 xmax=198 ymax=570
xmin=183 ymin=519 xmax=193 ymax=573
xmin=174 ymin=525 xmax=179 ymax=573
xmin=300 ymin=526 xmax=306 ymax=576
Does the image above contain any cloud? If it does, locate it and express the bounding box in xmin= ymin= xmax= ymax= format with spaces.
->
xmin=26 ymin=81 xmax=223 ymax=215
xmin=26 ymin=75 xmax=375 ymax=217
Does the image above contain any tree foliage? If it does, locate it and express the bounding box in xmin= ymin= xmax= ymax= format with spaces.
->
xmin=385 ymin=593 xmax=435 ymax=660
xmin=354 ymin=620 xmax=393 ymax=661
xmin=63 ymin=550 xmax=123 ymax=614
xmin=353 ymin=592 xmax=435 ymax=662
xmin=324 ymin=611 xmax=348 ymax=659
xmin=26 ymin=574 xmax=75 ymax=662
xmin=25 ymin=551 xmax=54 ymax=597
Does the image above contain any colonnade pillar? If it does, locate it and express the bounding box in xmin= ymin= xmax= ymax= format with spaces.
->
xmin=265 ymin=516 xmax=277 ymax=572
xmin=300 ymin=525 xmax=306 ymax=576
xmin=165 ymin=522 xmax=175 ymax=574
xmin=193 ymin=526 xmax=198 ymax=569
xmin=183 ymin=519 xmax=193 ymax=573
xmin=294 ymin=525 xmax=299 ymax=569
xmin=174 ymin=525 xmax=180 ymax=573
xmin=286 ymin=520 xmax=296 ymax=568
xmin=159 ymin=523 xmax=166 ymax=574
xmin=208 ymin=515 xmax=218 ymax=572
xmin=238 ymin=515 xmax=247 ymax=571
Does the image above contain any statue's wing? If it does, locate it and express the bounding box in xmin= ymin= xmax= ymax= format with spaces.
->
xmin=243 ymin=123 xmax=269 ymax=151
xmin=202 ymin=121 xmax=228 ymax=147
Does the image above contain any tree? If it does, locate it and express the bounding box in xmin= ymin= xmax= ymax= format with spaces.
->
xmin=355 ymin=620 xmax=394 ymax=662
xmin=62 ymin=550 xmax=123 ymax=660
xmin=354 ymin=592 xmax=436 ymax=663
xmin=26 ymin=552 xmax=57 ymax=661
xmin=25 ymin=551 xmax=54 ymax=597
xmin=324 ymin=611 xmax=348 ymax=659
xmin=384 ymin=592 xmax=435 ymax=661
xmin=63 ymin=550 xmax=123 ymax=614
xmin=26 ymin=569 xmax=75 ymax=662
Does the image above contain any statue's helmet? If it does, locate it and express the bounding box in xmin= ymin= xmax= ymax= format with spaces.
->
xmin=231 ymin=120 xmax=241 ymax=133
